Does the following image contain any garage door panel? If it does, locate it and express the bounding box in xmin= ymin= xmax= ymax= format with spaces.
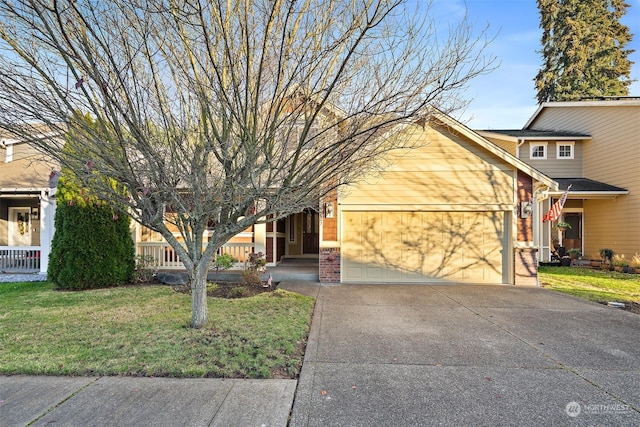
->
xmin=342 ymin=211 xmax=505 ymax=283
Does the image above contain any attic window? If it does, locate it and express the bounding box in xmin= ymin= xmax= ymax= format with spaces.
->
xmin=557 ymin=142 xmax=574 ymax=159
xmin=530 ymin=142 xmax=547 ymax=159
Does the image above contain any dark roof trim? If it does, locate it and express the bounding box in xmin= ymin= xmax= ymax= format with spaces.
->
xmin=477 ymin=129 xmax=591 ymax=140
xmin=548 ymin=178 xmax=628 ymax=199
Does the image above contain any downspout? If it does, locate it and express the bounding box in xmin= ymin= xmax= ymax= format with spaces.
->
xmin=517 ymin=139 xmax=526 ymax=158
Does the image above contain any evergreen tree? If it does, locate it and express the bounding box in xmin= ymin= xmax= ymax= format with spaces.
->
xmin=535 ymin=0 xmax=634 ymax=103
xmin=48 ymin=118 xmax=135 ymax=290
xmin=48 ymin=183 xmax=135 ymax=290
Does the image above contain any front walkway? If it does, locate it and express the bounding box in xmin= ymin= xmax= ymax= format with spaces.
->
xmin=290 ymin=283 xmax=640 ymax=426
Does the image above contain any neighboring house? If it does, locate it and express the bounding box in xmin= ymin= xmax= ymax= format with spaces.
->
xmin=478 ymin=98 xmax=639 ymax=262
xmin=0 ymin=130 xmax=58 ymax=274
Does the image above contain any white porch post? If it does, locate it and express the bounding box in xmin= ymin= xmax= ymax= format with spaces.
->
xmin=254 ymin=221 xmax=266 ymax=255
xmin=39 ymin=190 xmax=56 ymax=274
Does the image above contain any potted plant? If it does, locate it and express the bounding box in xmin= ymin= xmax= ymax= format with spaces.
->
xmin=612 ymin=254 xmax=629 ymax=273
xmin=556 ymin=221 xmax=572 ymax=232
xmin=567 ymin=248 xmax=581 ymax=260
xmin=599 ymin=248 xmax=614 ymax=270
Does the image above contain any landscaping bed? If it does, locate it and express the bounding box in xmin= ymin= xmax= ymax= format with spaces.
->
xmin=172 ymin=281 xmax=277 ymax=299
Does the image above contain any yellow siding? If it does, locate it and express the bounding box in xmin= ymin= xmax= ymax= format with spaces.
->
xmin=340 ymin=125 xmax=516 ymax=208
xmin=482 ymin=136 xmax=517 ymax=156
xmin=532 ymin=104 xmax=640 ymax=257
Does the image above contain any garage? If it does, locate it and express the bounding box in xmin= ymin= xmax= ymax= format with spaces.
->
xmin=342 ymin=211 xmax=507 ymax=283
xmin=318 ymin=112 xmax=557 ymax=285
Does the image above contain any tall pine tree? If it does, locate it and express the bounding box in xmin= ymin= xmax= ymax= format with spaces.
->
xmin=535 ymin=0 xmax=634 ymax=103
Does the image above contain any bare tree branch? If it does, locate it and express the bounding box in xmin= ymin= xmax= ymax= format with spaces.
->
xmin=0 ymin=0 xmax=495 ymax=327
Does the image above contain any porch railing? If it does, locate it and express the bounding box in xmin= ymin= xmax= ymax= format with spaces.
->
xmin=136 ymin=242 xmax=254 ymax=270
xmin=0 ymin=246 xmax=41 ymax=272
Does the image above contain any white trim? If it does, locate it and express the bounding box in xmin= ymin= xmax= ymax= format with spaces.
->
xmin=556 ymin=141 xmax=574 ymax=159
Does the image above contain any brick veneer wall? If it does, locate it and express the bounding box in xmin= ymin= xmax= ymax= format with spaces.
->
xmin=515 ymin=171 xmax=538 ymax=286
xmin=515 ymin=248 xmax=538 ymax=286
xmin=517 ymin=170 xmax=534 ymax=242
xmin=319 ymin=248 xmax=340 ymax=282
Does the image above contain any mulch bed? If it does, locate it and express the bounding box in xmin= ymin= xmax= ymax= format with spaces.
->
xmin=172 ymin=282 xmax=277 ymax=299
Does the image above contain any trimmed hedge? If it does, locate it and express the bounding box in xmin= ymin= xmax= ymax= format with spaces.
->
xmin=48 ymin=202 xmax=135 ymax=290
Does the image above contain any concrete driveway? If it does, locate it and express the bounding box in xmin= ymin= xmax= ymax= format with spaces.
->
xmin=289 ymin=284 xmax=640 ymax=426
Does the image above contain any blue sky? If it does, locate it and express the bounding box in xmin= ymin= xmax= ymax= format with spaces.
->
xmin=431 ymin=0 xmax=640 ymax=130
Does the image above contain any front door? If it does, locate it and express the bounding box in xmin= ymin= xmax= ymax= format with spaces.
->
xmin=562 ymin=213 xmax=582 ymax=251
xmin=8 ymin=207 xmax=32 ymax=246
xmin=302 ymin=210 xmax=319 ymax=254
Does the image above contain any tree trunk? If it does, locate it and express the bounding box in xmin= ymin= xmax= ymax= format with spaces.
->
xmin=190 ymin=261 xmax=209 ymax=328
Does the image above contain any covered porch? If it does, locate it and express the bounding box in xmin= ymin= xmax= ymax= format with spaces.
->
xmin=536 ymin=178 xmax=629 ymax=262
xmin=0 ymin=189 xmax=56 ymax=274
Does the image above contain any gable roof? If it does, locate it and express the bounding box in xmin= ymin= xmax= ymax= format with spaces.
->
xmin=429 ymin=110 xmax=558 ymax=190
xmin=524 ymin=97 xmax=640 ymax=129
xmin=0 ymin=153 xmax=55 ymax=190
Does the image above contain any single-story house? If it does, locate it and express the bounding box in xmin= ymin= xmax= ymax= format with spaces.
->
xmin=4 ymin=110 xmax=561 ymax=285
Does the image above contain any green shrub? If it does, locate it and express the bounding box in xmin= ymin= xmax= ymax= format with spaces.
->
xmin=134 ymin=254 xmax=158 ymax=283
xmin=599 ymin=248 xmax=614 ymax=264
xmin=241 ymin=269 xmax=261 ymax=286
xmin=48 ymin=202 xmax=135 ymax=290
xmin=228 ymin=287 xmax=248 ymax=298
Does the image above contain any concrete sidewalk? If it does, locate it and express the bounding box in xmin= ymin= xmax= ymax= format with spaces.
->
xmin=0 ymin=376 xmax=296 ymax=427
xmin=290 ymin=284 xmax=640 ymax=426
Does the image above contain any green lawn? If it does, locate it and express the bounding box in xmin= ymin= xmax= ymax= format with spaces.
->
xmin=538 ymin=266 xmax=640 ymax=304
xmin=0 ymin=282 xmax=315 ymax=379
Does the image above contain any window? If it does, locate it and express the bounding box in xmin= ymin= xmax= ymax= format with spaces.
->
xmin=557 ymin=142 xmax=574 ymax=159
xmin=530 ymin=142 xmax=547 ymax=159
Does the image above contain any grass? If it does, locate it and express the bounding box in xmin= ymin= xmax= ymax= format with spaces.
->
xmin=538 ymin=266 xmax=640 ymax=304
xmin=0 ymin=282 xmax=315 ymax=379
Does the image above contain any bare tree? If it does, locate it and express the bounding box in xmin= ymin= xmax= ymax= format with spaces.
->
xmin=0 ymin=0 xmax=494 ymax=328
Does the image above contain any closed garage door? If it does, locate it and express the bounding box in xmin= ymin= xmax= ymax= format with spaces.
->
xmin=342 ymin=211 xmax=506 ymax=283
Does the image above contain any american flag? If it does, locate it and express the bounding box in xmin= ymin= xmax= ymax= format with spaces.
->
xmin=543 ymin=185 xmax=572 ymax=222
